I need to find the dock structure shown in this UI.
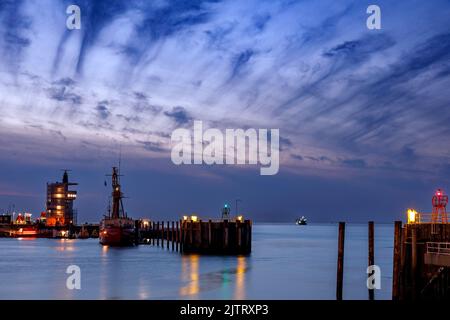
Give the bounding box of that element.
[181,219,252,255]
[392,189,450,300]
[138,218,252,255]
[393,222,450,300]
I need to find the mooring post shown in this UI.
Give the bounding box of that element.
[161,222,165,248]
[189,221,193,247]
[208,220,212,246]
[368,221,375,300]
[151,222,154,246]
[156,222,160,246]
[176,221,179,252]
[172,221,175,251]
[199,220,203,249]
[392,221,402,300]
[237,220,242,250]
[411,224,417,300]
[247,220,252,253]
[166,221,170,250]
[336,222,346,300]
[180,219,184,253]
[400,226,407,299]
[224,220,229,250]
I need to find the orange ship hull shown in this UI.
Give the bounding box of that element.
[99,224,135,246]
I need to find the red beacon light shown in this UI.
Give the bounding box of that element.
[432,189,448,223]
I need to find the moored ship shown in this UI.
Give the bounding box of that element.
[99,167,136,246]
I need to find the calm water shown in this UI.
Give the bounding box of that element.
[0,223,394,300]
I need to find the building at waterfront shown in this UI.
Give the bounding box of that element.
[46,171,77,227]
[0,215,11,225]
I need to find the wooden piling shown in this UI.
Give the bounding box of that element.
[150,221,155,244]
[180,220,183,253]
[248,220,252,253]
[161,222,164,248]
[176,221,179,252]
[166,221,170,250]
[392,221,402,300]
[189,221,193,246]
[411,224,417,300]
[199,220,203,248]
[156,222,160,246]
[237,220,242,249]
[224,220,229,249]
[208,220,212,246]
[336,222,346,301]
[151,222,154,246]
[399,226,407,299]
[368,221,375,300]
[172,221,175,251]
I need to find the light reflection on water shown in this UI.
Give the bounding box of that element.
[180,254,200,297]
[235,256,246,300]
[0,224,394,299]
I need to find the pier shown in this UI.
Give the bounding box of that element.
[392,222,450,300]
[333,190,450,300]
[137,217,252,255]
[392,189,450,300]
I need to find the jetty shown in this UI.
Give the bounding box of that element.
[391,189,449,299]
[335,189,450,300]
[137,216,252,255]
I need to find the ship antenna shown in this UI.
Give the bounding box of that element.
[118,145,122,176]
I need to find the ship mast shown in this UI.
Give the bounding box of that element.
[111,167,126,219]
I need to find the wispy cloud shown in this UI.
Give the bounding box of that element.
[0,0,449,182]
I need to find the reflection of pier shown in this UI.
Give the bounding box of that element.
[180,255,200,297]
[179,254,248,299]
[234,256,247,300]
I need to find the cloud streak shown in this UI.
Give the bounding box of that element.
[0,0,449,182]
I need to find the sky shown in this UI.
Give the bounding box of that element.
[0,0,449,223]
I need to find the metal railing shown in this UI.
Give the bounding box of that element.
[427,242,450,256]
[409,213,449,224]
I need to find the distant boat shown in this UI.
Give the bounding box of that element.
[296,216,307,225]
[99,167,135,246]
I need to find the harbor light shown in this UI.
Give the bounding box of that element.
[407,209,418,224]
[237,215,244,222]
[191,215,198,222]
[183,216,188,221]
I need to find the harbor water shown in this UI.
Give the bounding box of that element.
[0,223,394,300]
